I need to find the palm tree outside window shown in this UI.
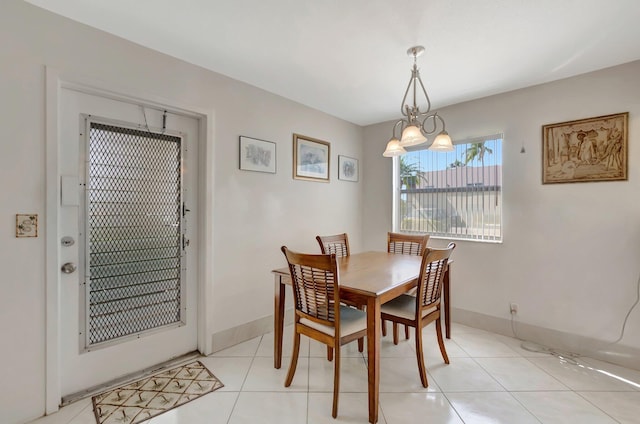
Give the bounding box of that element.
[395,135,503,242]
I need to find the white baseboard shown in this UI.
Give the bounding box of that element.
[452,307,640,371]
[211,309,294,353]
[210,307,640,371]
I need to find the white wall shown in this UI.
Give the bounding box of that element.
[0,1,363,423]
[364,60,640,367]
[4,1,640,422]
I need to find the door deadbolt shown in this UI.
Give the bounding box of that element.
[61,236,75,246]
[61,262,77,274]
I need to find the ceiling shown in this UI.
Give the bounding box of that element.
[24,0,640,126]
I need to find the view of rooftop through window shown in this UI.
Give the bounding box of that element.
[396,135,503,242]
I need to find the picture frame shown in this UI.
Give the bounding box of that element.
[239,136,276,174]
[542,112,628,184]
[338,155,359,182]
[293,133,330,182]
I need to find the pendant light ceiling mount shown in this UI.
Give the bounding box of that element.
[383,46,454,157]
[407,45,425,59]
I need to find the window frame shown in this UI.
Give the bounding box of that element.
[392,134,503,243]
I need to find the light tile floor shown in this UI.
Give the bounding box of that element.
[30,324,640,424]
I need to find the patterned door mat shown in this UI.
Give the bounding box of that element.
[92,360,223,424]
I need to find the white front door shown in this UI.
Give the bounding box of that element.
[59,87,199,399]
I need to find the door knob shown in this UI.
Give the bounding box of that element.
[61,262,77,274]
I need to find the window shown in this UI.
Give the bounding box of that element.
[394,134,503,242]
[83,119,185,347]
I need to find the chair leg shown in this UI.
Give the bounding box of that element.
[327,346,334,362]
[332,345,340,418]
[285,331,301,387]
[405,324,410,340]
[356,306,365,352]
[414,324,429,388]
[436,317,450,364]
[382,319,387,336]
[392,322,399,345]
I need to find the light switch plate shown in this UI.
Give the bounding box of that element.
[16,214,38,237]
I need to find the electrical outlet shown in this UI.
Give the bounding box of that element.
[509,303,518,314]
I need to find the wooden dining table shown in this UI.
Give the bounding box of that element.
[272,251,452,424]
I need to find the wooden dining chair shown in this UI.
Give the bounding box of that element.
[281,246,367,418]
[316,233,364,353]
[384,232,430,340]
[316,233,350,257]
[380,242,455,388]
[387,232,430,256]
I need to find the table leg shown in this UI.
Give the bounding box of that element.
[444,264,451,339]
[274,276,285,369]
[366,297,381,423]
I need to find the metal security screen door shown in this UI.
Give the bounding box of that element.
[59,88,198,400]
[83,119,186,348]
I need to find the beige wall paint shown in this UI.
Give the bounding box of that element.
[0,2,363,423]
[4,1,640,422]
[363,60,640,366]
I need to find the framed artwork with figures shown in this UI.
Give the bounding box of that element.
[542,113,628,184]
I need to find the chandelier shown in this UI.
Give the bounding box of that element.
[383,46,454,157]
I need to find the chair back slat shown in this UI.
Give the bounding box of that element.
[316,233,350,257]
[282,247,340,326]
[387,232,429,256]
[293,265,335,322]
[417,243,455,308]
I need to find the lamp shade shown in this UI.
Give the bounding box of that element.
[400,125,427,147]
[382,138,407,157]
[429,131,454,151]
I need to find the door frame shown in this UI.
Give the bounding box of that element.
[45,67,215,414]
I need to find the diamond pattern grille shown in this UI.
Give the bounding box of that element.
[87,123,183,345]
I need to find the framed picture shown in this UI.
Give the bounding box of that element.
[239,136,276,174]
[338,155,359,182]
[542,112,628,184]
[293,133,330,182]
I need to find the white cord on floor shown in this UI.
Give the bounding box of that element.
[510,270,640,361]
[511,313,581,362]
[609,270,640,345]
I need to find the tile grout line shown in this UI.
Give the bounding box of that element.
[224,335,263,424]
[520,354,574,390]
[66,400,94,424]
[442,335,546,423]
[505,391,545,424]
[42,325,639,424]
[465,336,623,423]
[440,391,470,424]
[573,391,625,423]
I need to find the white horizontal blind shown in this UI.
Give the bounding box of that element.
[84,121,184,346]
[396,134,503,242]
